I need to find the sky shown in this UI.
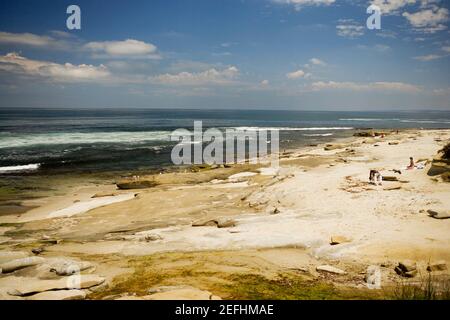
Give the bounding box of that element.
[0,0,449,110]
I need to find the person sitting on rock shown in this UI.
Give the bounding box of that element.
[407,157,415,170]
[369,170,382,185]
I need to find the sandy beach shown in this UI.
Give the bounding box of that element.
[1,129,449,300]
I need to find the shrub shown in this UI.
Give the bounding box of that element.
[440,142,450,159]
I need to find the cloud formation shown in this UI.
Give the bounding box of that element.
[84,39,160,59]
[0,31,70,50]
[150,66,240,86]
[336,20,364,38]
[414,54,443,61]
[403,7,449,33]
[274,0,335,10]
[286,69,310,79]
[309,58,326,66]
[371,0,416,14]
[0,52,112,83]
[310,81,421,93]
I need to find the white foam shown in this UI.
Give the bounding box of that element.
[303,133,334,137]
[340,118,450,124]
[229,127,354,131]
[0,131,172,149]
[400,119,450,124]
[0,163,40,173]
[339,118,396,121]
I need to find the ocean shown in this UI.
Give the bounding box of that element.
[1,108,450,176]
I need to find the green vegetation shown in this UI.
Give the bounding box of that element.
[88,252,381,300]
[440,142,450,160]
[390,274,450,300]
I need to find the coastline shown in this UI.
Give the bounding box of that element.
[0,128,449,300]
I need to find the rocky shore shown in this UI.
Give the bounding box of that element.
[0,129,449,300]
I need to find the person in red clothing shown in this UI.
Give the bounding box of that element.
[407,157,415,170]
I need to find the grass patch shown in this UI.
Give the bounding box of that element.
[389,274,450,300]
[88,252,382,300]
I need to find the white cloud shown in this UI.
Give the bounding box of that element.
[442,46,450,52]
[376,30,398,39]
[336,20,364,38]
[310,81,421,93]
[274,0,335,10]
[0,31,70,49]
[414,54,443,61]
[403,7,449,33]
[309,58,326,66]
[150,66,240,86]
[220,42,237,48]
[286,69,311,79]
[0,52,112,83]
[371,0,416,14]
[358,44,391,52]
[168,60,216,73]
[261,79,270,86]
[84,39,160,59]
[433,87,450,95]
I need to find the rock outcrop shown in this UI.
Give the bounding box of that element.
[192,218,237,228]
[0,257,46,273]
[395,261,417,278]
[116,179,158,190]
[316,265,346,275]
[427,209,450,219]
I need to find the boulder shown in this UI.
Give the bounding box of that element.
[353,132,372,137]
[324,144,344,151]
[0,257,45,273]
[144,234,163,242]
[427,157,450,176]
[31,248,44,255]
[427,209,450,219]
[7,275,105,296]
[192,218,236,228]
[395,261,417,277]
[257,167,280,176]
[92,192,118,198]
[316,265,346,275]
[365,266,381,287]
[216,218,236,228]
[442,172,450,182]
[395,267,417,278]
[427,261,447,272]
[27,289,86,300]
[0,251,30,264]
[116,180,158,190]
[48,258,94,276]
[330,235,351,245]
[192,219,218,227]
[382,176,399,182]
[398,260,416,272]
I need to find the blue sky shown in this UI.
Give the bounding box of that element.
[0,0,449,110]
